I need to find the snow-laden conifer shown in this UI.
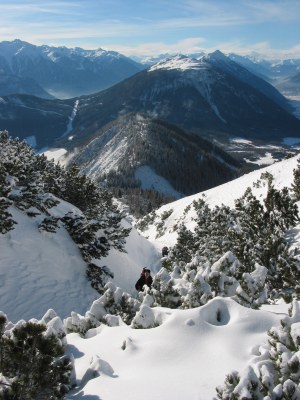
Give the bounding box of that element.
[0,131,131,294]
[0,313,72,399]
[216,300,300,399]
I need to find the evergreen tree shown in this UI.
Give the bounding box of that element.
[234,264,268,309]
[0,321,72,399]
[181,274,212,309]
[38,216,60,233]
[150,268,182,308]
[194,204,234,264]
[62,212,110,261]
[216,301,300,399]
[170,224,195,263]
[86,263,114,294]
[264,185,299,233]
[0,131,131,294]
[292,157,300,200]
[0,163,16,234]
[229,187,266,272]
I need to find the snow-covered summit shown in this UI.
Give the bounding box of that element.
[148,54,205,72]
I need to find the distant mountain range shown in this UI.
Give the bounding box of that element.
[63,52,300,148]
[0,39,144,99]
[228,53,300,97]
[1,42,300,215]
[1,51,300,151]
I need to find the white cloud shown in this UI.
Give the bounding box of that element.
[105,38,300,60]
[245,0,300,22]
[183,0,300,24]
[210,40,300,59]
[0,1,81,15]
[109,37,207,57]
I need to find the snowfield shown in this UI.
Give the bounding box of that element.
[65,298,287,400]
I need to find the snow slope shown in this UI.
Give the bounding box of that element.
[65,298,289,400]
[141,154,300,248]
[0,201,159,323]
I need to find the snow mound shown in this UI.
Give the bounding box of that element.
[66,297,285,400]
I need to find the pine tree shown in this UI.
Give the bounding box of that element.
[0,321,72,399]
[216,301,300,399]
[264,185,299,233]
[292,157,300,200]
[234,264,268,309]
[86,263,114,294]
[150,268,182,308]
[0,163,16,234]
[230,187,265,271]
[62,212,109,262]
[170,224,195,263]
[38,216,60,233]
[181,274,212,309]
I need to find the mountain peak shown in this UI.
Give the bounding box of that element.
[205,50,229,62]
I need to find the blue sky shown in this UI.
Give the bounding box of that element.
[0,0,300,59]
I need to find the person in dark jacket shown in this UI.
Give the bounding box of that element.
[162,246,169,257]
[135,268,153,291]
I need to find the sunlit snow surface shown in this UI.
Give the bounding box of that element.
[142,154,300,247]
[65,298,289,400]
[43,148,67,163]
[135,165,182,198]
[149,55,202,71]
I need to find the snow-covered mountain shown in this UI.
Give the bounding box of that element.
[135,50,300,99]
[64,53,300,149]
[1,51,299,152]
[66,113,239,201]
[0,39,144,98]
[1,134,300,399]
[203,50,291,112]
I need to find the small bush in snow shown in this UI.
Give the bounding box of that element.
[216,300,300,400]
[0,313,72,399]
[64,283,141,334]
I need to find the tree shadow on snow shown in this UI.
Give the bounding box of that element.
[66,344,85,359]
[67,393,102,400]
